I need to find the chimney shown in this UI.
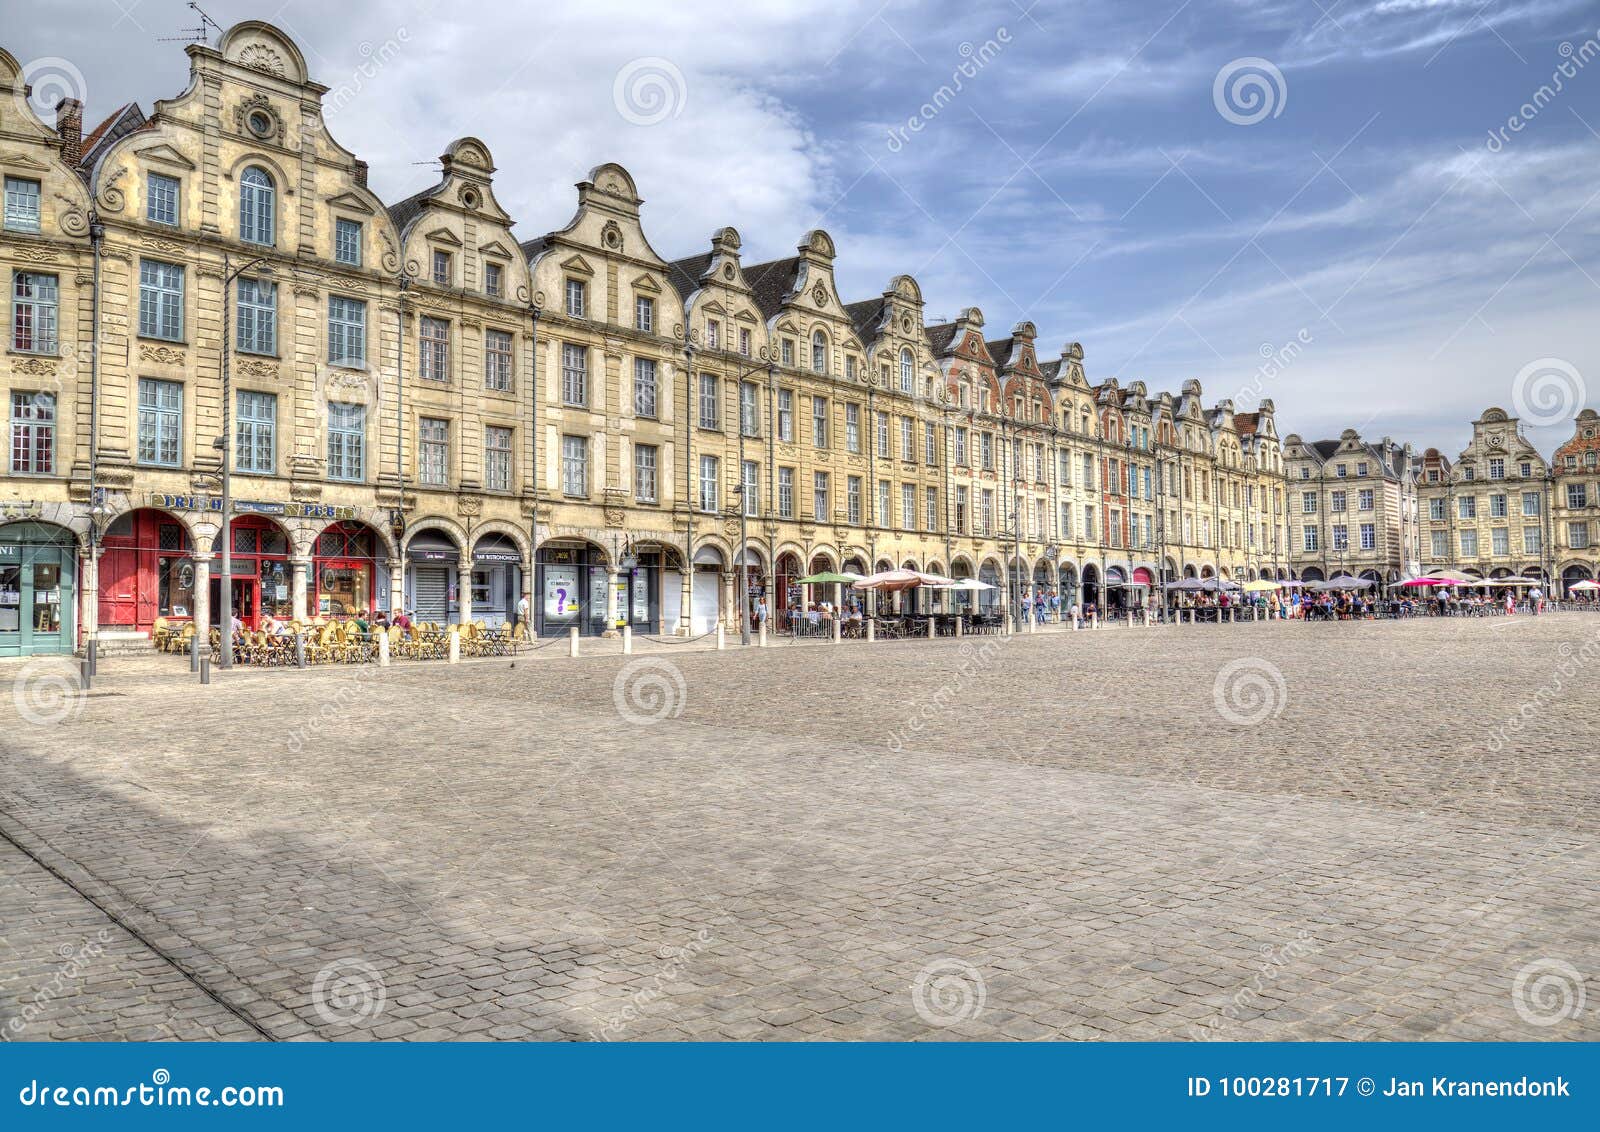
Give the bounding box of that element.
[354,159,369,188]
[56,97,83,168]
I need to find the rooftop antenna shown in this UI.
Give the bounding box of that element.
[159,2,222,46]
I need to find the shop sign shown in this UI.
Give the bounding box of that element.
[235,500,287,515]
[409,549,454,562]
[543,564,580,616]
[474,551,521,563]
[284,502,358,521]
[149,493,222,512]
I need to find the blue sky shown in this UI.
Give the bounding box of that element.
[14,0,1600,452]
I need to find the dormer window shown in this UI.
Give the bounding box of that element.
[565,278,585,318]
[239,166,275,246]
[485,262,503,298]
[3,177,41,232]
[781,338,794,367]
[738,327,751,356]
[334,217,362,266]
[811,329,827,374]
[432,250,451,286]
[899,348,913,392]
[706,319,720,349]
[635,295,654,333]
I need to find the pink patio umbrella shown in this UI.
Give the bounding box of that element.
[851,567,956,593]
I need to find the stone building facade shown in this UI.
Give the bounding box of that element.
[1551,409,1600,592]
[4,19,1590,657]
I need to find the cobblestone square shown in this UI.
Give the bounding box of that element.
[2,614,1596,1042]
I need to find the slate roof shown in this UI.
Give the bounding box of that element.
[386,185,440,238]
[517,235,551,261]
[665,252,713,301]
[741,257,801,319]
[985,337,1013,369]
[842,297,884,341]
[80,102,146,172]
[924,322,959,356]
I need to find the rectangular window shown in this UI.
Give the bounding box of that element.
[1459,529,1477,557]
[147,173,180,226]
[485,329,514,392]
[11,271,58,353]
[1358,488,1374,510]
[980,432,994,470]
[876,411,889,457]
[777,389,793,441]
[484,262,503,298]
[954,426,968,466]
[635,444,658,503]
[1302,491,1317,514]
[635,295,654,332]
[705,319,720,350]
[698,373,719,429]
[419,417,449,485]
[1522,491,1541,516]
[900,417,914,461]
[139,259,184,341]
[1459,496,1476,519]
[812,396,828,448]
[1082,452,1094,488]
[327,402,365,481]
[1524,526,1542,555]
[634,358,657,418]
[1431,530,1448,558]
[741,381,759,437]
[845,403,861,453]
[1429,497,1446,521]
[698,455,720,512]
[1488,457,1505,480]
[1330,490,1346,513]
[741,460,759,517]
[778,466,794,518]
[485,426,512,492]
[235,390,275,475]
[419,317,450,382]
[1489,493,1507,518]
[875,479,889,526]
[813,471,829,521]
[925,422,937,465]
[1568,483,1589,509]
[9,391,54,474]
[1302,525,1318,552]
[1360,523,1376,551]
[847,477,863,526]
[565,278,586,318]
[235,277,276,355]
[562,344,589,406]
[1569,522,1589,550]
[136,378,182,467]
[562,434,589,496]
[1491,527,1509,556]
[327,296,366,366]
[4,177,41,231]
[980,490,994,536]
[955,485,968,533]
[902,483,916,528]
[334,217,362,266]
[432,250,451,286]
[739,327,751,357]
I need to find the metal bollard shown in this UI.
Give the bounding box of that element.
[569,626,579,658]
[622,625,633,655]
[190,631,200,672]
[199,656,211,685]
[716,624,726,651]
[295,632,307,669]
[866,618,875,643]
[87,639,98,677]
[79,658,92,691]
[377,631,390,667]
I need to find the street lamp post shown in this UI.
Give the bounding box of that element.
[729,357,776,646]
[216,252,273,669]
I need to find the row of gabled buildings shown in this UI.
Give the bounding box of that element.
[0,21,1594,656]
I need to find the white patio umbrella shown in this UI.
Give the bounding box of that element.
[932,578,995,591]
[850,568,955,592]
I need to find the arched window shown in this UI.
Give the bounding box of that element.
[899,348,913,392]
[240,166,275,246]
[811,329,827,374]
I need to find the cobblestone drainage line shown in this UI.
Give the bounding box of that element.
[0,811,277,1042]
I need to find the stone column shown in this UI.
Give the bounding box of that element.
[722,569,736,630]
[192,553,213,634]
[289,554,310,622]
[680,568,693,636]
[81,546,100,643]
[390,560,406,616]
[604,566,621,638]
[457,554,475,625]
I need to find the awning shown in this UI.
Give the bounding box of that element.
[1132,567,1154,586]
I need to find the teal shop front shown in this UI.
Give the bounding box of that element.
[0,522,77,657]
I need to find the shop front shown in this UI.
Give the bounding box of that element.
[470,533,523,628]
[316,521,383,619]
[0,522,77,657]
[213,514,293,628]
[406,529,461,624]
[536,541,610,637]
[98,508,193,631]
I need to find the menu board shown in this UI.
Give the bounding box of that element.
[543,565,579,617]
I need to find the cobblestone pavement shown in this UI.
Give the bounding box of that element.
[1,613,1596,1041]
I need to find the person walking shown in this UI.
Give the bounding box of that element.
[515,592,531,640]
